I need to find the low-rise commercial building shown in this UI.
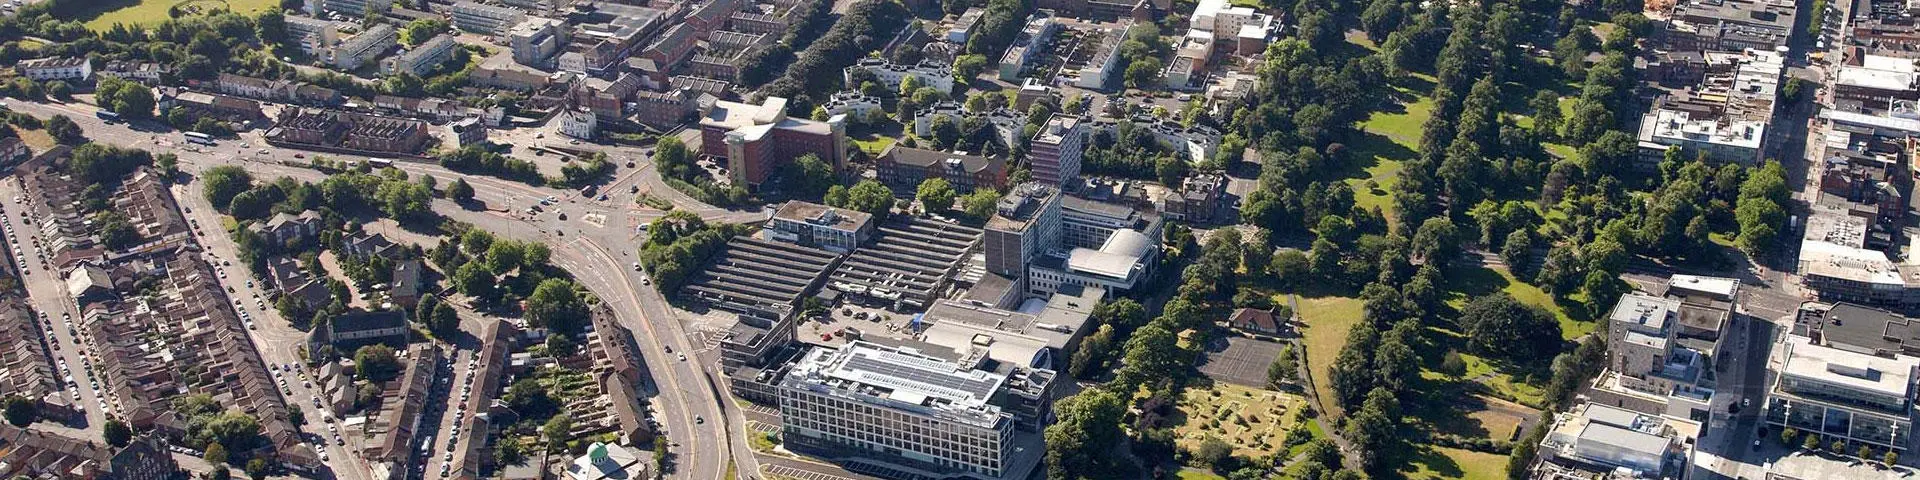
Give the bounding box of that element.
[1539,403,1697,478]
[1767,303,1920,452]
[766,201,874,254]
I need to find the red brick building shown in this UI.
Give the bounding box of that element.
[698,97,846,190]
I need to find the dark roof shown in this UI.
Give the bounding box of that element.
[881,145,1003,175]
[331,310,407,334]
[1817,302,1920,355]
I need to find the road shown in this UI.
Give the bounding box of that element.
[0,179,114,436]
[9,99,769,480]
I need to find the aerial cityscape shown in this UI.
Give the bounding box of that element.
[0,0,1896,478]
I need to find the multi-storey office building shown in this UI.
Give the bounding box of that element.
[778,342,1027,478]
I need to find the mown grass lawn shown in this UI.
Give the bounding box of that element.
[79,0,280,31]
[1404,446,1510,480]
[1286,294,1365,416]
[852,135,896,157]
[1359,89,1435,148]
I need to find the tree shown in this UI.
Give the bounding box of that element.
[1193,436,1234,469]
[543,414,573,449]
[203,166,254,212]
[1440,350,1468,378]
[1044,389,1127,480]
[1125,57,1163,89]
[105,419,133,447]
[953,54,990,80]
[204,442,229,465]
[1155,155,1189,187]
[245,458,269,480]
[1411,218,1460,267]
[446,178,475,202]
[961,189,1000,219]
[526,279,588,333]
[1803,432,1822,451]
[1780,427,1800,446]
[1268,344,1299,386]
[1116,322,1185,388]
[46,115,82,145]
[829,180,895,219]
[95,212,139,250]
[431,303,460,336]
[354,345,401,382]
[1345,387,1402,473]
[208,465,232,480]
[916,178,957,212]
[1458,293,1563,364]
[401,18,448,46]
[1885,451,1899,467]
[2,396,35,427]
[776,154,837,199]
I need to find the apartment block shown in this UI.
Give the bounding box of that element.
[284,16,342,56]
[381,33,458,76]
[330,23,397,71]
[846,58,958,94]
[306,0,392,17]
[997,12,1059,81]
[1027,114,1085,187]
[983,182,1062,279]
[450,0,526,35]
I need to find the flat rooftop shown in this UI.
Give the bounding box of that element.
[773,201,873,233]
[1609,293,1680,331]
[785,341,1009,427]
[1780,335,1918,400]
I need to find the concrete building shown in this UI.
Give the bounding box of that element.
[983,182,1062,280]
[827,216,984,310]
[306,0,392,17]
[997,12,1059,81]
[1027,227,1156,297]
[698,97,848,190]
[949,8,985,43]
[1027,115,1085,187]
[1076,23,1126,90]
[331,23,397,71]
[1767,303,1920,452]
[1539,403,1696,478]
[381,33,458,76]
[875,145,1007,194]
[822,91,885,118]
[1188,0,1275,55]
[778,341,1043,480]
[766,201,875,254]
[16,57,90,82]
[450,1,526,35]
[284,16,342,56]
[510,17,567,67]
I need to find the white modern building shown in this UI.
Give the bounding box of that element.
[17,57,90,82]
[822,91,884,118]
[381,34,458,76]
[450,1,527,36]
[846,58,958,94]
[1076,23,1126,90]
[778,342,1036,479]
[1540,403,1695,478]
